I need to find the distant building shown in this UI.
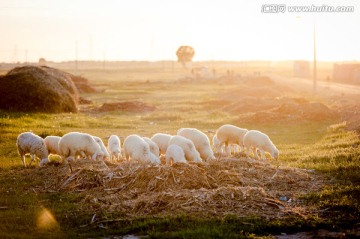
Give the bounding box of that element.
[333,64,360,84]
[38,58,46,66]
[293,61,310,78]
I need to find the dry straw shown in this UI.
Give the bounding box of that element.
[34,157,325,219]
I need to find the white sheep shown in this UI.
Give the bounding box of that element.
[142,137,160,157]
[177,128,215,161]
[150,133,172,155]
[16,132,49,167]
[107,135,121,161]
[215,124,248,156]
[123,134,161,164]
[58,132,104,162]
[166,144,187,165]
[93,136,110,160]
[213,134,239,155]
[168,135,202,162]
[212,134,221,153]
[243,130,279,160]
[44,136,61,156]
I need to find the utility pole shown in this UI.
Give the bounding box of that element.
[313,21,317,95]
[75,40,78,71]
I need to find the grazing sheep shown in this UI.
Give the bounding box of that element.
[216,124,248,156]
[212,134,221,153]
[166,144,187,165]
[107,135,121,161]
[177,128,215,161]
[168,135,202,162]
[243,130,279,160]
[142,137,160,157]
[58,132,104,162]
[123,134,161,164]
[93,136,110,160]
[44,136,62,156]
[16,132,49,167]
[150,133,172,155]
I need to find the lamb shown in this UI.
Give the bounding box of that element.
[93,136,110,160]
[177,128,215,161]
[168,135,202,162]
[215,124,248,156]
[16,132,49,167]
[212,134,221,153]
[150,133,172,156]
[58,132,104,162]
[142,137,160,157]
[123,134,161,164]
[44,136,61,156]
[166,144,187,165]
[243,130,279,160]
[107,135,121,161]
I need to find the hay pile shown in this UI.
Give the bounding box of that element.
[34,157,324,219]
[0,66,78,113]
[98,101,157,113]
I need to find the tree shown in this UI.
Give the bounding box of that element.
[176,46,195,67]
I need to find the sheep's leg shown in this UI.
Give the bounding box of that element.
[29,154,35,166]
[254,148,261,160]
[261,150,266,160]
[21,155,26,167]
[245,147,250,158]
[225,142,231,156]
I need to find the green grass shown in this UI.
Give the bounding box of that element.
[0,70,359,238]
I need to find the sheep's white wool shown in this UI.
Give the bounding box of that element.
[166,144,187,165]
[243,130,279,160]
[44,136,61,156]
[151,133,172,156]
[177,128,215,161]
[93,136,110,159]
[58,132,104,162]
[215,124,248,156]
[108,135,121,161]
[168,135,202,162]
[16,132,49,167]
[142,137,160,157]
[123,134,161,164]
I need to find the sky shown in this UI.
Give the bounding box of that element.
[0,0,359,62]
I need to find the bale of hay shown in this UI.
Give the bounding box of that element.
[0,66,79,113]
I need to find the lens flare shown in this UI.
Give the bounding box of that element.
[36,208,59,230]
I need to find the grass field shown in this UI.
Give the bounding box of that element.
[0,64,359,238]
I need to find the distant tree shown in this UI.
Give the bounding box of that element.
[176,46,195,67]
[38,58,46,66]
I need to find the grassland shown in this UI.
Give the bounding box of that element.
[0,64,359,238]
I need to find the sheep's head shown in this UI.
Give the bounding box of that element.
[148,153,161,164]
[271,148,280,159]
[39,158,49,167]
[92,150,104,161]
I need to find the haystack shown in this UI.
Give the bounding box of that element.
[0,66,79,113]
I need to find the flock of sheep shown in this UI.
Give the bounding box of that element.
[16,124,279,170]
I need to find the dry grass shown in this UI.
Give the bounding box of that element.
[32,156,325,220]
